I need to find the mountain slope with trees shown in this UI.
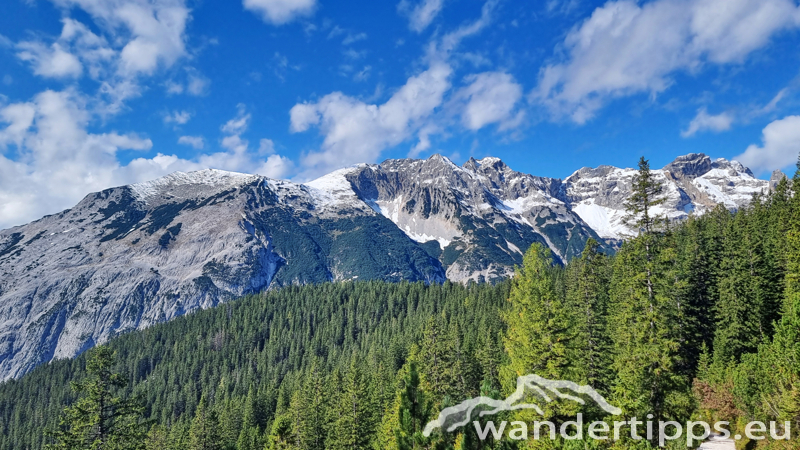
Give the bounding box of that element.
[0,157,797,449]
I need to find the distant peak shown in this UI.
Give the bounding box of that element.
[427,153,455,165]
[129,168,260,201]
[663,153,712,178]
[462,156,506,171]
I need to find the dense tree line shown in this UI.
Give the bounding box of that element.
[0,157,798,449]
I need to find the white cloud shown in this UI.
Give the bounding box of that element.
[187,72,210,96]
[221,104,251,135]
[428,0,497,60]
[290,63,452,179]
[11,1,193,117]
[257,138,275,155]
[342,32,367,45]
[681,107,733,137]
[289,0,502,178]
[57,0,190,77]
[536,0,800,123]
[0,89,154,228]
[164,110,192,125]
[735,116,800,174]
[178,135,204,149]
[455,72,523,131]
[16,41,83,78]
[0,93,293,229]
[243,0,316,25]
[398,0,445,33]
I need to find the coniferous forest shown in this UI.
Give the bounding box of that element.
[0,158,798,449]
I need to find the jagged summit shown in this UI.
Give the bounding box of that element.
[663,153,714,178]
[0,152,772,380]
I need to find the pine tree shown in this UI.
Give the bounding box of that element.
[189,395,222,450]
[623,156,667,235]
[394,360,432,450]
[46,346,147,450]
[609,158,692,431]
[501,243,579,419]
[565,238,611,392]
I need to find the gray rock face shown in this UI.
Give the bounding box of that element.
[0,153,769,380]
[564,153,769,239]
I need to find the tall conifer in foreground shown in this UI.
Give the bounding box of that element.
[566,238,611,392]
[609,157,692,431]
[46,346,147,450]
[502,243,579,419]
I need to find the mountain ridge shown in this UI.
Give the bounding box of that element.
[0,153,771,380]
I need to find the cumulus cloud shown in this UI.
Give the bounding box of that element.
[455,72,524,131]
[428,0,497,60]
[12,1,194,115]
[214,105,294,178]
[16,41,83,78]
[243,0,316,25]
[55,0,190,77]
[0,89,154,228]
[399,0,446,33]
[178,135,204,149]
[681,108,733,137]
[536,0,800,123]
[735,116,800,174]
[0,93,293,229]
[164,110,192,125]
[289,0,503,178]
[290,63,452,179]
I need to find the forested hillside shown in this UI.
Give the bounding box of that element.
[0,158,798,449]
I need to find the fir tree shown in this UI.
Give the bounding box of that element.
[501,243,579,419]
[394,360,432,450]
[189,395,222,450]
[46,346,147,450]
[565,238,611,392]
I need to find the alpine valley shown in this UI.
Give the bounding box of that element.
[0,152,774,380]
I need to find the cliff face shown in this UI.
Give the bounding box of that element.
[0,153,770,380]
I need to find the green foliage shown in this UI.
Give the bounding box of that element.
[46,346,148,450]
[4,155,800,449]
[501,243,580,419]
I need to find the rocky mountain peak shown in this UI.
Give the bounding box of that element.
[770,169,788,189]
[129,169,260,203]
[663,153,713,178]
[0,152,773,380]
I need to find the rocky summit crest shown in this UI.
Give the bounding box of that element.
[0,153,770,380]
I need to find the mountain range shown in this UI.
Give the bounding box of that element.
[0,152,774,380]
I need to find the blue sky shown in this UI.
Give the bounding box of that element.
[1,0,800,228]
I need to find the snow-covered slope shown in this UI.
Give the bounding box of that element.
[565,154,770,239]
[0,153,771,380]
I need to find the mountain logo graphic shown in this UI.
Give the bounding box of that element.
[422,374,622,437]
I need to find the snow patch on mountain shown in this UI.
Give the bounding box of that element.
[130,169,259,202]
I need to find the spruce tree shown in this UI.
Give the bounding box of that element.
[46,346,147,450]
[189,395,222,450]
[565,238,611,392]
[501,243,579,419]
[394,361,432,450]
[623,156,667,235]
[328,357,375,450]
[609,157,692,432]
